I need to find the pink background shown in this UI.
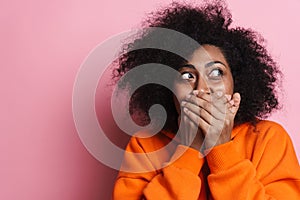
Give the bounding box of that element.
[1,0,299,199]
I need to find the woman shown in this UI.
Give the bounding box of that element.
[112,1,300,199]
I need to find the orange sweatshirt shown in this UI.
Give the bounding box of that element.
[112,120,300,199]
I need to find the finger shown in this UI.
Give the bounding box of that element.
[185,93,227,119]
[192,90,212,103]
[182,100,223,122]
[183,105,227,142]
[210,92,229,114]
[225,94,232,102]
[185,94,213,115]
[182,107,210,131]
[229,93,241,114]
[191,91,230,114]
[194,90,229,105]
[233,93,241,106]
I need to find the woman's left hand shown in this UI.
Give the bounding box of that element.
[181,90,241,150]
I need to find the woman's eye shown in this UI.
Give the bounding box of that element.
[181,72,195,81]
[208,68,223,78]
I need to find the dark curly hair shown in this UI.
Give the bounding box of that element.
[114,1,281,132]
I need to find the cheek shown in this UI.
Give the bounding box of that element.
[207,76,234,95]
[225,75,234,94]
[207,81,227,94]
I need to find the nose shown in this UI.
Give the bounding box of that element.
[196,75,211,94]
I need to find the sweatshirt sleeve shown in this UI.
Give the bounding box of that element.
[112,136,205,200]
[205,123,300,200]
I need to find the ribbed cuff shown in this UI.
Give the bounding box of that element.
[167,145,205,175]
[205,141,243,173]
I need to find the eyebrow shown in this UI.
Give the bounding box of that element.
[205,61,227,68]
[180,61,227,69]
[180,64,196,69]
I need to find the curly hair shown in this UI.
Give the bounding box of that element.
[114,1,281,131]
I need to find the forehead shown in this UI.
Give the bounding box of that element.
[188,45,229,68]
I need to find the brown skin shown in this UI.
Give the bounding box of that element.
[173,45,241,151]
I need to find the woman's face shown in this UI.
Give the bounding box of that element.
[173,45,234,114]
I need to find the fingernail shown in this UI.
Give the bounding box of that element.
[181,101,187,106]
[186,94,191,99]
[229,100,234,106]
[193,90,199,95]
[183,107,188,113]
[225,94,231,101]
[216,91,223,97]
[199,89,205,93]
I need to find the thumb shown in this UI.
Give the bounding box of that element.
[229,92,241,115]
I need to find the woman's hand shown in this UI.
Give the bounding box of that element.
[178,112,204,151]
[181,90,241,150]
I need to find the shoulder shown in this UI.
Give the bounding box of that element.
[245,120,294,152]
[254,120,289,140]
[234,120,292,150]
[234,120,298,170]
[236,120,288,138]
[255,120,286,131]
